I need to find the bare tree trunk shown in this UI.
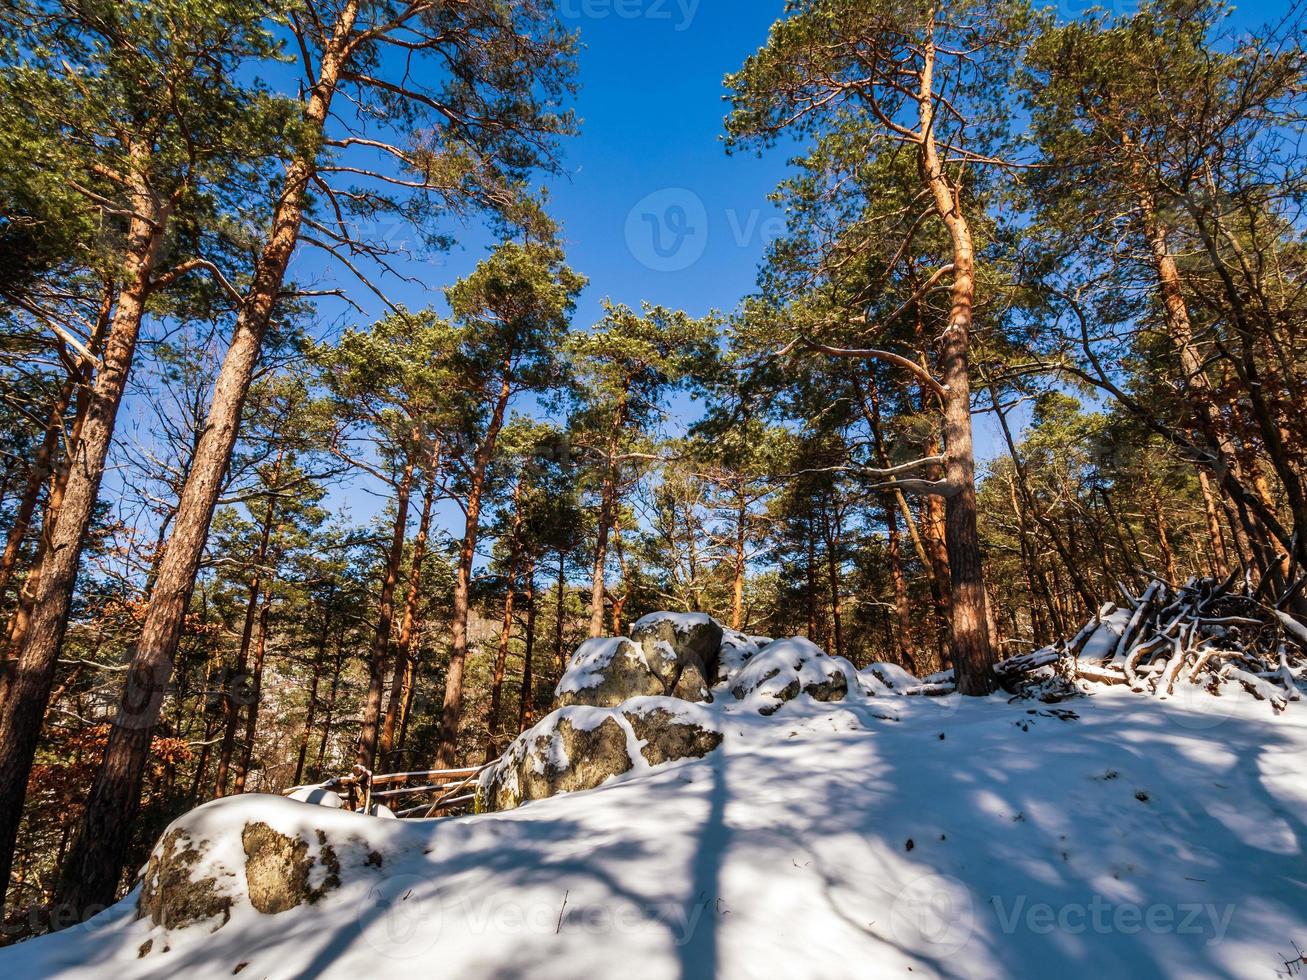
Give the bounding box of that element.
[233,593,272,794]
[485,481,524,761]
[806,515,819,643]
[918,30,995,694]
[379,464,436,766]
[554,547,567,683]
[55,4,363,918]
[0,383,74,607]
[0,190,166,914]
[589,391,629,637]
[589,465,617,638]
[434,371,513,769]
[731,487,747,630]
[885,496,917,669]
[0,283,112,615]
[821,503,845,660]
[1198,471,1231,578]
[518,563,537,731]
[214,460,281,796]
[1141,194,1288,581]
[315,630,346,777]
[357,454,414,773]
[213,580,263,797]
[293,607,331,787]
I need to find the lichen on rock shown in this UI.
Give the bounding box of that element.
[478,697,723,813]
[240,822,340,915]
[137,829,234,932]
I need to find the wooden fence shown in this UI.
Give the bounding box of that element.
[284,760,497,819]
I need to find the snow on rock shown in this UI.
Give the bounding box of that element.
[861,662,922,693]
[285,786,344,808]
[478,697,723,812]
[555,614,727,708]
[716,629,763,684]
[133,794,392,951]
[629,612,724,702]
[555,637,663,708]
[730,636,849,714]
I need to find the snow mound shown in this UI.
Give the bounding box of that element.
[730,636,851,714]
[716,628,763,684]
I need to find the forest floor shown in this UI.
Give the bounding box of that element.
[6,679,1307,979]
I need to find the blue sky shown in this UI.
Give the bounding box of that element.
[341,0,791,331]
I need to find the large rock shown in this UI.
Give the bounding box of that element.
[731,637,849,715]
[478,697,723,812]
[137,829,235,932]
[555,637,664,708]
[135,795,380,944]
[717,628,770,685]
[629,612,724,702]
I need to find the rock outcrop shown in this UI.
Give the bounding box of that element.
[477,697,723,812]
[629,612,724,702]
[731,637,850,715]
[555,637,665,708]
[135,796,380,944]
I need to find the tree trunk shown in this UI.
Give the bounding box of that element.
[1198,471,1231,578]
[293,607,330,787]
[233,593,272,794]
[0,282,112,620]
[379,464,436,766]
[731,487,747,631]
[214,462,281,797]
[55,3,362,919]
[434,371,513,769]
[0,191,166,915]
[1141,193,1290,582]
[485,481,524,762]
[554,547,567,683]
[918,31,995,694]
[518,563,537,731]
[588,465,617,638]
[357,453,414,773]
[213,579,263,797]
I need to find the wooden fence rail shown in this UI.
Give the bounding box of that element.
[284,761,498,818]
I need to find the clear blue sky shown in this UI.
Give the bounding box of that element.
[361,0,792,332]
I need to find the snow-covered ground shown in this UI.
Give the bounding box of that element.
[7,682,1307,979]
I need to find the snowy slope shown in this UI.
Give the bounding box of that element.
[6,684,1307,979]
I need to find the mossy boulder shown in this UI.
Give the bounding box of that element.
[629,613,724,702]
[478,697,723,813]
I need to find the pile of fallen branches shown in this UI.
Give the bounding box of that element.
[997,574,1307,711]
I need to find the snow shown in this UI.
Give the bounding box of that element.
[8,665,1307,978]
[631,611,718,634]
[555,637,648,695]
